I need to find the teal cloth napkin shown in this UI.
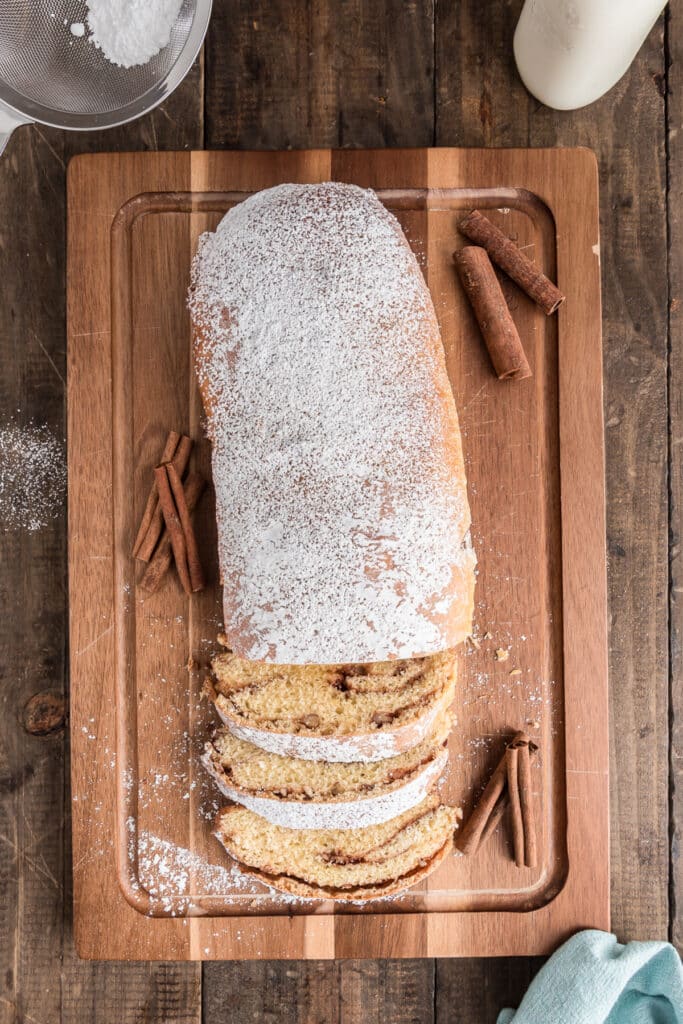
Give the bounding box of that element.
[498,930,683,1023]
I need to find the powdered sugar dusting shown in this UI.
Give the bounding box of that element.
[190,182,475,663]
[135,830,308,914]
[0,423,66,531]
[215,680,453,762]
[201,744,448,830]
[134,830,420,911]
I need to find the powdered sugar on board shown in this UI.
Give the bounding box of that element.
[134,829,300,914]
[190,182,476,663]
[0,423,66,531]
[133,829,415,913]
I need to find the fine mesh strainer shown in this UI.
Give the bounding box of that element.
[0,0,212,151]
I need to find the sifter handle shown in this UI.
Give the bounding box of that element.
[0,102,31,156]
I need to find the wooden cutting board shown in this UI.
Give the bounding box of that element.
[67,148,608,960]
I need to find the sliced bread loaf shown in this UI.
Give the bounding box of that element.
[214,795,456,900]
[205,645,457,763]
[201,717,450,830]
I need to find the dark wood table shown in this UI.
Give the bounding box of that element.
[1,1,678,1020]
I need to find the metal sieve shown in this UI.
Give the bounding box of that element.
[0,0,212,151]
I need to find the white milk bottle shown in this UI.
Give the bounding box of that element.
[513,0,667,110]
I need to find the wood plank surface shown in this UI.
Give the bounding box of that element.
[435,957,543,1024]
[668,0,683,953]
[0,121,68,1024]
[203,960,435,1024]
[0,0,677,1021]
[205,0,435,150]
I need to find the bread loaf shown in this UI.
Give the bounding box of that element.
[214,795,457,899]
[189,181,476,664]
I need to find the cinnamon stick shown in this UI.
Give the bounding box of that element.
[132,430,180,557]
[139,473,206,593]
[459,209,565,315]
[454,246,532,381]
[506,744,525,868]
[477,791,509,848]
[153,464,192,595]
[167,462,205,592]
[518,737,538,868]
[170,435,193,477]
[455,748,508,855]
[136,434,193,562]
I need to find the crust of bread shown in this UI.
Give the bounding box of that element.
[214,831,454,901]
[201,741,448,830]
[205,675,456,763]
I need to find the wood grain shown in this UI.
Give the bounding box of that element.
[112,169,569,922]
[340,961,435,1024]
[62,961,201,1024]
[0,122,67,1024]
[204,959,436,1024]
[205,0,435,149]
[435,958,544,1023]
[667,0,683,953]
[436,0,670,948]
[204,962,342,1023]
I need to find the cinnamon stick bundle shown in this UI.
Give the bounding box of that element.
[140,472,206,593]
[459,209,565,316]
[454,246,532,381]
[456,731,539,866]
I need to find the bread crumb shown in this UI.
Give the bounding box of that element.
[494,648,509,662]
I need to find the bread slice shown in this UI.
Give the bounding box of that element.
[201,716,450,830]
[205,646,457,763]
[213,795,456,900]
